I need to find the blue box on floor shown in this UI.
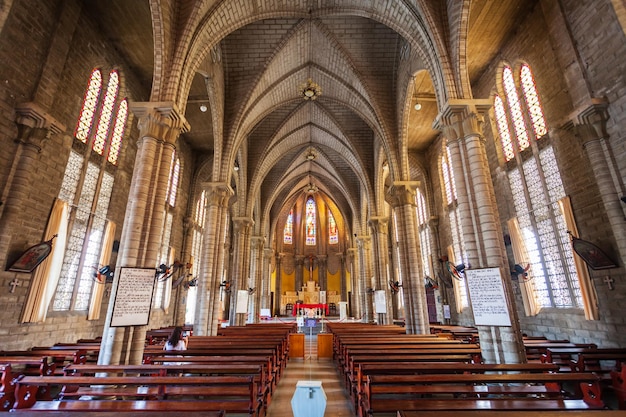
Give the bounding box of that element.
[291,380,326,417]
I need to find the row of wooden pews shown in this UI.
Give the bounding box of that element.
[1,323,296,416]
[328,323,613,417]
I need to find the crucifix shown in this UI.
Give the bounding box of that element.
[9,277,20,293]
[603,276,614,290]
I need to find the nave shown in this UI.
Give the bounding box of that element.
[265,334,354,417]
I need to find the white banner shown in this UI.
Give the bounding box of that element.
[466,268,511,326]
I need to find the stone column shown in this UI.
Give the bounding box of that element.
[387,182,429,334]
[436,100,524,363]
[274,254,283,316]
[295,255,305,293]
[0,105,64,259]
[194,183,233,335]
[261,248,273,311]
[248,236,265,323]
[368,217,393,324]
[347,247,358,316]
[100,103,188,364]
[173,216,192,326]
[229,217,254,326]
[318,255,327,291]
[355,236,373,323]
[338,252,348,302]
[572,101,626,267]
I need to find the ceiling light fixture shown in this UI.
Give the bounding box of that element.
[299,12,321,101]
[233,160,239,171]
[412,75,422,111]
[199,104,208,112]
[305,147,317,160]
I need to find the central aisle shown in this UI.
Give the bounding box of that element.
[266,335,355,417]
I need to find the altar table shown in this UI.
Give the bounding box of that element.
[292,303,329,316]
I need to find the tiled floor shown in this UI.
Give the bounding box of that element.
[265,335,355,417]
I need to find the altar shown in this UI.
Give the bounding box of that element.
[292,303,329,316]
[281,280,341,315]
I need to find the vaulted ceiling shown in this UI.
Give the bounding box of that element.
[82,0,536,239]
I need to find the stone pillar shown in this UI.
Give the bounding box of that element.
[347,247,358,316]
[173,216,192,326]
[194,183,233,335]
[229,217,254,326]
[318,255,327,291]
[295,255,305,293]
[248,236,265,323]
[0,105,64,259]
[100,103,188,364]
[356,236,373,323]
[573,101,626,267]
[274,254,283,316]
[368,217,393,324]
[436,100,524,363]
[387,182,429,334]
[261,248,273,311]
[338,252,348,302]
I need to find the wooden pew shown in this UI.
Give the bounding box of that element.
[351,362,560,408]
[63,363,271,415]
[12,374,259,416]
[361,372,604,417]
[397,411,624,417]
[523,342,597,364]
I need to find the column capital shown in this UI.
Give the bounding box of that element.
[434,99,492,142]
[15,102,65,135]
[202,182,234,207]
[566,98,610,145]
[130,101,190,144]
[232,217,254,234]
[250,236,265,250]
[386,181,420,207]
[368,216,389,234]
[355,235,372,250]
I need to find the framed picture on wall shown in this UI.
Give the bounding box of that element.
[8,238,54,273]
[571,235,617,270]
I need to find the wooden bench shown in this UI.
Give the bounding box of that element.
[351,362,560,408]
[397,411,624,417]
[63,363,271,415]
[12,374,259,416]
[361,372,605,417]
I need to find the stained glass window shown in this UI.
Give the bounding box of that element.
[520,64,547,139]
[93,70,119,155]
[328,210,338,244]
[107,98,127,165]
[74,69,102,143]
[74,68,127,164]
[498,64,581,309]
[494,95,515,161]
[305,198,316,246]
[503,66,530,152]
[284,210,293,244]
[53,68,126,312]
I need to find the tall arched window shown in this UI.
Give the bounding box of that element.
[53,68,127,311]
[441,146,468,310]
[154,155,182,309]
[284,210,293,244]
[415,189,432,278]
[305,197,316,246]
[186,189,207,324]
[328,210,338,245]
[494,63,586,312]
